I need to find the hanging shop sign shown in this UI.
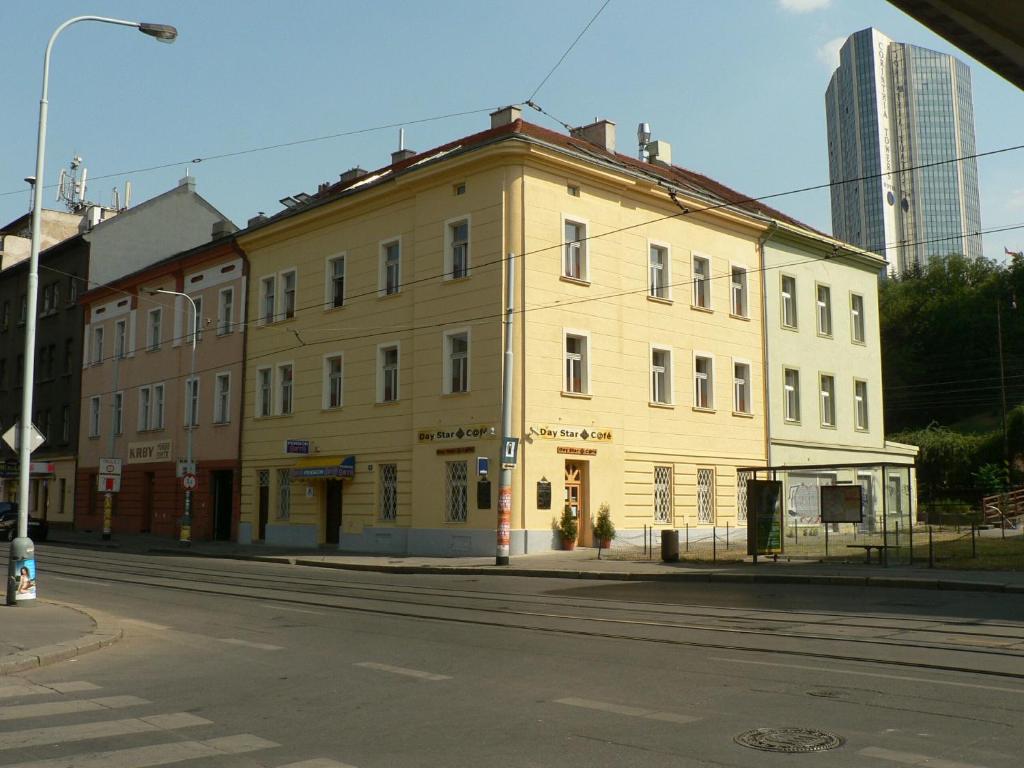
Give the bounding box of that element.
[127,439,173,464]
[289,455,356,480]
[284,439,311,455]
[417,425,494,443]
[533,425,612,442]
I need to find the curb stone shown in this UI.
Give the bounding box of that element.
[0,600,123,676]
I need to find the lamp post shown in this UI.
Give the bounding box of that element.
[6,16,177,606]
[152,290,197,544]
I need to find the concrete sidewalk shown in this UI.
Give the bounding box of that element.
[0,599,123,675]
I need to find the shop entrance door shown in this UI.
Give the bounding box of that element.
[212,470,234,541]
[257,471,269,541]
[325,482,342,545]
[564,461,590,547]
[141,472,155,533]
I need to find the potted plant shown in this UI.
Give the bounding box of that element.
[557,506,578,550]
[593,503,616,549]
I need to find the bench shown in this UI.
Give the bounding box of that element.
[846,543,896,565]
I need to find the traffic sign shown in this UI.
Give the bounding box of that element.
[501,436,519,468]
[97,474,121,493]
[2,422,45,454]
[182,472,197,491]
[477,456,489,476]
[176,460,196,478]
[100,457,122,476]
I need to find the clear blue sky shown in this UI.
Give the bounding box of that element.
[3,0,1022,262]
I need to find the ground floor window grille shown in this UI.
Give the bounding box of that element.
[277,468,291,520]
[736,470,752,522]
[653,466,672,523]
[697,468,715,524]
[380,463,398,521]
[445,461,468,522]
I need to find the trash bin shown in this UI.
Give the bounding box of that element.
[661,529,679,562]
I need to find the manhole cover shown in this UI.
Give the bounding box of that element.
[735,727,845,753]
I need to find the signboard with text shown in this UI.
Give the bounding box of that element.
[820,485,864,524]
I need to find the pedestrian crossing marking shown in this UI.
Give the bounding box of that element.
[0,682,97,701]
[0,712,210,750]
[354,662,450,681]
[4,734,278,768]
[0,696,147,721]
[277,760,359,768]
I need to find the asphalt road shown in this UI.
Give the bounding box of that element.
[2,543,1023,767]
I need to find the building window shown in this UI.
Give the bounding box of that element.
[68,276,78,304]
[188,296,203,343]
[736,470,753,522]
[380,463,398,521]
[816,284,832,336]
[92,326,104,365]
[324,354,343,409]
[277,468,291,520]
[139,386,152,431]
[694,355,713,409]
[261,276,276,323]
[820,374,836,427]
[382,240,401,295]
[730,266,748,317]
[61,405,70,443]
[379,344,399,402]
[114,319,127,359]
[564,333,589,394]
[781,275,797,328]
[692,255,711,309]
[563,220,586,280]
[851,293,865,343]
[185,377,199,427]
[651,347,672,404]
[42,286,52,314]
[217,288,234,335]
[112,393,124,436]
[696,468,715,524]
[447,219,469,279]
[281,270,296,319]
[214,373,231,424]
[733,361,751,414]
[278,364,293,415]
[257,368,272,417]
[444,330,469,394]
[153,383,165,429]
[854,379,869,430]
[784,368,800,422]
[649,244,669,299]
[328,255,346,309]
[147,309,161,351]
[445,460,468,522]
[654,465,672,523]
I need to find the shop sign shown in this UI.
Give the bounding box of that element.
[557,447,597,456]
[436,446,475,456]
[533,425,612,442]
[285,439,311,455]
[127,439,172,464]
[417,425,493,443]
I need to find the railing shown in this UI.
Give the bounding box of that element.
[982,488,1024,530]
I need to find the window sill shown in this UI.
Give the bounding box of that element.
[377,291,403,300]
[692,406,716,414]
[441,390,470,398]
[729,313,750,322]
[781,324,799,332]
[732,411,754,418]
[443,275,471,284]
[323,304,346,313]
[561,391,592,400]
[321,406,343,412]
[816,332,834,340]
[649,401,675,409]
[375,400,401,406]
[213,420,231,427]
[559,275,590,287]
[820,423,838,430]
[783,418,801,426]
[855,426,870,433]
[690,305,713,314]
[647,295,672,305]
[851,339,867,347]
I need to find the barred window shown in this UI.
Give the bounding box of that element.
[277,469,291,520]
[654,466,672,523]
[258,470,270,488]
[697,468,715,524]
[380,463,398,521]
[445,461,468,522]
[736,470,752,522]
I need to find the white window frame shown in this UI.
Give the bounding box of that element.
[820,373,836,428]
[816,283,833,337]
[325,253,346,309]
[781,274,797,328]
[693,352,714,410]
[214,371,231,424]
[561,216,589,282]
[378,342,401,403]
[89,396,101,437]
[217,287,234,335]
[257,367,273,418]
[185,376,200,427]
[323,353,344,409]
[444,216,471,280]
[648,240,671,300]
[260,275,276,324]
[187,295,203,343]
[280,269,297,320]
[562,329,590,395]
[443,328,470,394]
[147,308,162,351]
[733,359,752,414]
[153,383,165,429]
[380,237,402,296]
[92,325,104,365]
[650,344,673,405]
[691,253,711,310]
[112,391,124,435]
[783,367,801,423]
[114,319,127,359]
[277,362,294,415]
[854,379,869,431]
[850,293,866,344]
[730,264,748,317]
[138,385,152,432]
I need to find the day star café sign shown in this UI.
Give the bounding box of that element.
[533,425,612,442]
[417,425,494,443]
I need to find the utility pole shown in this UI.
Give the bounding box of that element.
[496,252,515,566]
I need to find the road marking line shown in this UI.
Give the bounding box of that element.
[0,681,97,700]
[0,696,148,721]
[554,697,700,724]
[258,605,325,616]
[48,681,101,694]
[6,733,277,768]
[354,662,451,681]
[859,746,992,768]
[216,638,284,651]
[709,656,1024,694]
[276,760,359,768]
[48,574,111,587]
[0,712,210,749]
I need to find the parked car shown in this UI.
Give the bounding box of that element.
[0,502,48,542]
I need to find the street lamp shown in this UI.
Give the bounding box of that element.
[151,290,197,545]
[6,16,178,606]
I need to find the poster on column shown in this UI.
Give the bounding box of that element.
[14,557,36,601]
[746,480,783,556]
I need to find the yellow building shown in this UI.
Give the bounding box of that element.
[237,108,807,554]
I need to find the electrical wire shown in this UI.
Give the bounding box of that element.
[526,0,613,103]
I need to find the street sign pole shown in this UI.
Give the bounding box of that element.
[103,493,112,540]
[496,252,515,566]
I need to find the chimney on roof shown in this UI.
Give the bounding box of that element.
[211,219,234,240]
[178,174,196,192]
[391,127,416,164]
[339,167,368,184]
[490,105,522,128]
[247,213,268,228]
[318,182,331,194]
[570,119,616,153]
[646,140,672,167]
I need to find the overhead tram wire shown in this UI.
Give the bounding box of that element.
[526,0,613,103]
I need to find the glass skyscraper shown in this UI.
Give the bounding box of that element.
[825,28,982,274]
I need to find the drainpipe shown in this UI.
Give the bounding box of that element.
[757,223,778,469]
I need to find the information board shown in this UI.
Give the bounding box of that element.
[820,485,864,523]
[747,480,783,556]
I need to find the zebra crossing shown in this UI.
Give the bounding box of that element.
[0,679,355,768]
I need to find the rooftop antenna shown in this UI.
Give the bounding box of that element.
[399,127,405,151]
[637,123,651,162]
[56,155,89,212]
